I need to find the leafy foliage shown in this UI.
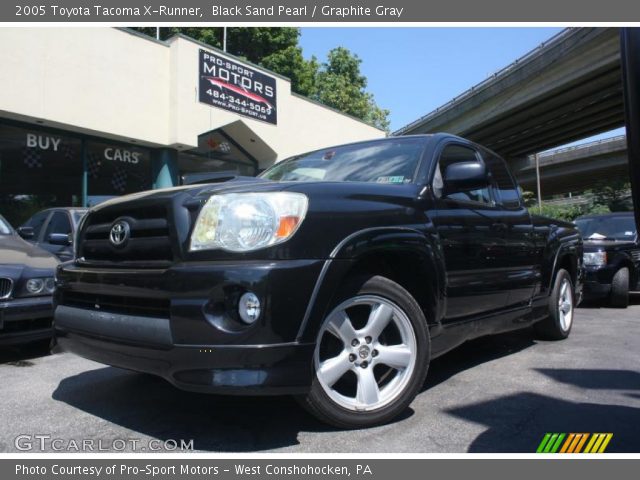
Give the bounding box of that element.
[312,47,390,131]
[523,180,632,222]
[587,179,632,212]
[531,203,610,222]
[130,28,389,130]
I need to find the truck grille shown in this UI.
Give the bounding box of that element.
[0,278,12,299]
[631,250,640,262]
[79,205,174,266]
[60,291,170,318]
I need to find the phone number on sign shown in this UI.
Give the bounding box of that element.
[206,89,272,115]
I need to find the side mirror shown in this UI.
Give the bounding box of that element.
[17,226,35,240]
[48,233,72,246]
[443,161,488,192]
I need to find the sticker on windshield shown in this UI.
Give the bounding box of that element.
[376,176,405,184]
[625,231,634,236]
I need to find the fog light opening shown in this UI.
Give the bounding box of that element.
[238,292,261,324]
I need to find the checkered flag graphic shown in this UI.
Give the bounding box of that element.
[111,165,128,193]
[23,147,42,168]
[61,142,76,160]
[86,152,101,179]
[218,142,231,153]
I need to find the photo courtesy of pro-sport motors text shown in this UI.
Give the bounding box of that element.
[1,0,640,479]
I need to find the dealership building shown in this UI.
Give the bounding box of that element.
[0,28,383,224]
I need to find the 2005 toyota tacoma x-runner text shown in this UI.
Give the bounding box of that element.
[54,134,583,428]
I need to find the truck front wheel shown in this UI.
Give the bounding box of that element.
[534,268,574,340]
[609,267,630,308]
[299,275,430,429]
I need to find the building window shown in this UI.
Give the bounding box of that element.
[86,140,151,206]
[0,124,82,226]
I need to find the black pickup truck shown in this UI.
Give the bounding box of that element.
[54,134,583,428]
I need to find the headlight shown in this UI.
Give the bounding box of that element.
[26,278,44,294]
[583,251,607,267]
[24,277,55,295]
[190,192,308,252]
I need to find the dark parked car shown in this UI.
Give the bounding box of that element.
[54,134,582,428]
[575,212,639,307]
[18,208,88,262]
[0,214,58,346]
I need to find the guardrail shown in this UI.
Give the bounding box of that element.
[536,135,627,158]
[393,28,577,135]
[542,189,632,206]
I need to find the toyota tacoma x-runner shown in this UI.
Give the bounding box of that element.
[54,134,583,428]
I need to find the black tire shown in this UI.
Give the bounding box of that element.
[298,275,430,429]
[534,268,574,340]
[610,267,630,308]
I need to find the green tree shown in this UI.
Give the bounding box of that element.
[522,188,613,222]
[313,47,390,131]
[132,27,222,47]
[131,27,313,93]
[260,45,319,97]
[587,179,632,212]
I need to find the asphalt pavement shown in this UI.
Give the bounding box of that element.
[1,297,639,453]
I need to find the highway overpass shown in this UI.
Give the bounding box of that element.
[512,135,629,197]
[395,28,624,159]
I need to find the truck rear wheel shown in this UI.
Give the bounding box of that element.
[609,267,630,308]
[534,268,574,340]
[299,275,430,429]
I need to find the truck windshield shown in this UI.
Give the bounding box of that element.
[259,138,426,184]
[575,216,637,241]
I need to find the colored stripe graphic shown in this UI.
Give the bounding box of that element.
[584,434,599,453]
[538,433,613,453]
[536,433,552,453]
[560,433,575,453]
[598,433,613,453]
[574,433,589,453]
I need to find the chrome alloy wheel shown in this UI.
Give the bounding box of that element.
[314,295,417,412]
[558,278,573,331]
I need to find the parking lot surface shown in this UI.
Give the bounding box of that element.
[1,298,639,453]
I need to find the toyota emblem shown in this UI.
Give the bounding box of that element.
[109,221,130,247]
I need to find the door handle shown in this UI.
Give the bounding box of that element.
[491,222,508,232]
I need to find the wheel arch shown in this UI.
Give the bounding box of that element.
[556,252,579,287]
[547,232,582,295]
[296,227,445,343]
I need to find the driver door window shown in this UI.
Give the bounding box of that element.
[434,144,492,205]
[430,142,508,320]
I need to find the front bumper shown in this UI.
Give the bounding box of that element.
[0,296,53,345]
[55,328,314,395]
[54,259,324,394]
[583,280,611,298]
[582,265,616,299]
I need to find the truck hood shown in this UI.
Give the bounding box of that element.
[90,177,421,212]
[91,177,285,212]
[0,234,59,269]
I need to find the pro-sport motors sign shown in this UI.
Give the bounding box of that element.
[199,49,277,125]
